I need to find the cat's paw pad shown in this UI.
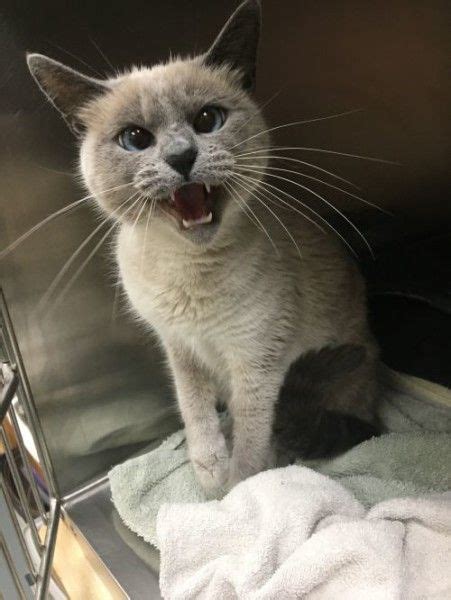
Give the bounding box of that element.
[190,436,230,496]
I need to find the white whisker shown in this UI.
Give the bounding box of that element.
[131,196,148,234]
[0,181,133,260]
[223,180,280,256]
[89,37,115,72]
[231,89,282,137]
[230,174,302,260]
[232,171,358,258]
[1,198,87,260]
[229,109,364,151]
[235,163,392,215]
[111,280,121,324]
[235,152,360,189]
[48,42,105,77]
[140,198,156,272]
[233,171,325,233]
[38,190,140,309]
[46,194,142,314]
[236,167,374,258]
[235,145,400,165]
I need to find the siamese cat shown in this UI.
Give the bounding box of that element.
[27,0,379,496]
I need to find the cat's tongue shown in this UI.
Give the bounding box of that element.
[172,183,212,229]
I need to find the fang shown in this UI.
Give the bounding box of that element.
[182,212,213,229]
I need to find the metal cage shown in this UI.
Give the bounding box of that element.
[0,288,162,599]
[1,290,60,599]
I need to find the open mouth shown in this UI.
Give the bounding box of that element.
[168,183,216,230]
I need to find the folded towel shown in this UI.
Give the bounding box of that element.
[109,368,451,547]
[157,466,451,600]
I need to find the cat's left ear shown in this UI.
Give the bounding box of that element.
[204,0,262,91]
[26,53,109,136]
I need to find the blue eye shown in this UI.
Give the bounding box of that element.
[193,106,226,133]
[117,126,154,151]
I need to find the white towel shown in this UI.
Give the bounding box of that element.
[156,465,451,600]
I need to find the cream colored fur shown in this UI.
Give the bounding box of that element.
[27,0,378,496]
[117,204,376,493]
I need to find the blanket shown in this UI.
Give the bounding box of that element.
[157,466,451,599]
[109,369,451,598]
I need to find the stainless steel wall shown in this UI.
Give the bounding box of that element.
[0,0,448,495]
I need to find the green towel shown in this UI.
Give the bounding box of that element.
[109,368,451,547]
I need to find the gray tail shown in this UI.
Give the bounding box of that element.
[274,344,380,460]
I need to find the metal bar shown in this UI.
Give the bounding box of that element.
[0,361,19,422]
[62,472,109,505]
[1,477,36,574]
[7,405,47,522]
[0,533,28,599]
[0,290,60,499]
[35,498,60,600]
[0,427,42,551]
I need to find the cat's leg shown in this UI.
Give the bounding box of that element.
[227,363,282,488]
[166,340,229,495]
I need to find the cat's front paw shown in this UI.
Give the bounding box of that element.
[226,447,274,491]
[189,434,230,497]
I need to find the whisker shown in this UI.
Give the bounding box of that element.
[228,109,364,151]
[234,152,361,189]
[231,89,282,137]
[88,37,115,72]
[223,180,280,256]
[34,165,74,177]
[46,41,104,78]
[140,198,156,273]
[38,190,140,309]
[235,163,392,215]
[1,198,86,260]
[49,225,119,313]
[131,196,148,235]
[236,167,374,258]
[232,171,325,234]
[235,145,400,165]
[46,194,142,314]
[230,174,302,260]
[0,181,133,260]
[111,280,121,324]
[233,170,358,258]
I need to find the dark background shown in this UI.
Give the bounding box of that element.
[0,0,449,494]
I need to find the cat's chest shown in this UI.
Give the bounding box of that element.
[147,266,231,328]
[118,234,242,337]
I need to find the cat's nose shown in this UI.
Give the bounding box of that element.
[165,146,198,180]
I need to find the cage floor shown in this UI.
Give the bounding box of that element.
[64,477,161,600]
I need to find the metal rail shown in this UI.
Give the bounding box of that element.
[1,289,61,599]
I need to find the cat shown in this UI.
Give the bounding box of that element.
[27,0,379,496]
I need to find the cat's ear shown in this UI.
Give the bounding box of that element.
[204,0,261,91]
[26,53,109,136]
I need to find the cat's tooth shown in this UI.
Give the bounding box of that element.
[182,212,213,229]
[170,191,175,204]
[205,183,211,194]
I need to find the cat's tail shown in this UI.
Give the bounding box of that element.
[273,344,381,460]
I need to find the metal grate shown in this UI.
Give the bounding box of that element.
[1,290,61,599]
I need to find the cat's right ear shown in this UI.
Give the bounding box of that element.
[26,53,109,136]
[204,0,262,91]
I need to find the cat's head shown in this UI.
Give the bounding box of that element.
[27,0,269,246]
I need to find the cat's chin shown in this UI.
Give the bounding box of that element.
[178,220,222,245]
